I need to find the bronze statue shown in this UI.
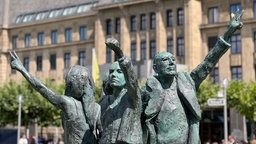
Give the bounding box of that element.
[10,52,102,144]
[99,38,143,143]
[141,10,244,144]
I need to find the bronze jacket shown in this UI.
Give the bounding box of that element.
[142,36,231,144]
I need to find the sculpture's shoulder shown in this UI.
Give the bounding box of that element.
[145,76,162,90]
[61,96,81,114]
[141,76,164,108]
[177,72,195,87]
[141,76,161,99]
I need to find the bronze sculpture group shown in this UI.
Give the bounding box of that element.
[10,9,243,144]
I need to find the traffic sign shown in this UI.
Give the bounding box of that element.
[207,98,225,107]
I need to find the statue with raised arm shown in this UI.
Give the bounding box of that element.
[10,51,102,144]
[141,10,244,144]
[99,38,143,143]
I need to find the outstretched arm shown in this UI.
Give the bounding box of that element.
[105,38,140,107]
[190,9,244,90]
[10,51,64,109]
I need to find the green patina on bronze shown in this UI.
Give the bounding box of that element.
[99,38,143,143]
[9,9,243,144]
[141,10,244,144]
[10,52,102,144]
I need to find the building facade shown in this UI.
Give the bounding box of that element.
[0,0,255,142]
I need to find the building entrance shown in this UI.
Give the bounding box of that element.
[200,108,230,143]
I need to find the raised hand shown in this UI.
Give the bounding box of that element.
[230,9,244,30]
[223,9,244,41]
[9,51,25,72]
[105,38,124,58]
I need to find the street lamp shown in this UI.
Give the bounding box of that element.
[17,95,23,144]
[222,78,228,143]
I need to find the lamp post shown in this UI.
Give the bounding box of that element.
[222,78,228,143]
[17,95,23,144]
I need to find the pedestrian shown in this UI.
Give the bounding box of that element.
[19,134,28,144]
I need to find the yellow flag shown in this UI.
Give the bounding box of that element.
[92,48,100,83]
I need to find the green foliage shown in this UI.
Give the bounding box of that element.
[138,79,146,89]
[227,80,256,122]
[196,78,220,110]
[0,79,64,127]
[94,80,102,103]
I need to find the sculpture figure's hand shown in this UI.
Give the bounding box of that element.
[105,38,124,58]
[223,9,244,40]
[230,9,244,30]
[9,51,25,72]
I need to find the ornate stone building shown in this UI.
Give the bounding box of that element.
[0,0,255,142]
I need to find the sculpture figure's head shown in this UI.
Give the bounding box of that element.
[108,61,126,89]
[153,52,177,77]
[65,65,94,99]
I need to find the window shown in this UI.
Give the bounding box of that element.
[131,42,136,61]
[254,32,256,52]
[230,3,241,15]
[63,6,77,16]
[177,37,184,56]
[116,17,120,34]
[167,37,173,53]
[131,15,136,32]
[36,56,43,71]
[254,65,256,80]
[79,26,87,40]
[35,11,49,20]
[50,54,56,70]
[254,1,256,17]
[65,28,72,42]
[150,12,156,29]
[106,47,112,63]
[106,19,112,35]
[23,57,29,72]
[177,8,184,25]
[208,36,218,51]
[208,7,218,24]
[49,9,63,18]
[140,14,146,30]
[166,10,173,27]
[64,52,71,69]
[140,40,146,60]
[210,68,219,83]
[231,66,242,80]
[12,36,18,48]
[79,51,86,66]
[150,40,156,59]
[25,33,31,48]
[51,30,58,44]
[231,34,241,54]
[38,32,44,46]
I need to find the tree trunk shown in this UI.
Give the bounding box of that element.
[251,121,255,140]
[40,126,43,138]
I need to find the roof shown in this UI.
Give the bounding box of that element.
[15,1,98,24]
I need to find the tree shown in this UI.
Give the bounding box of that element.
[0,79,64,127]
[94,80,102,103]
[196,78,220,110]
[227,80,256,140]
